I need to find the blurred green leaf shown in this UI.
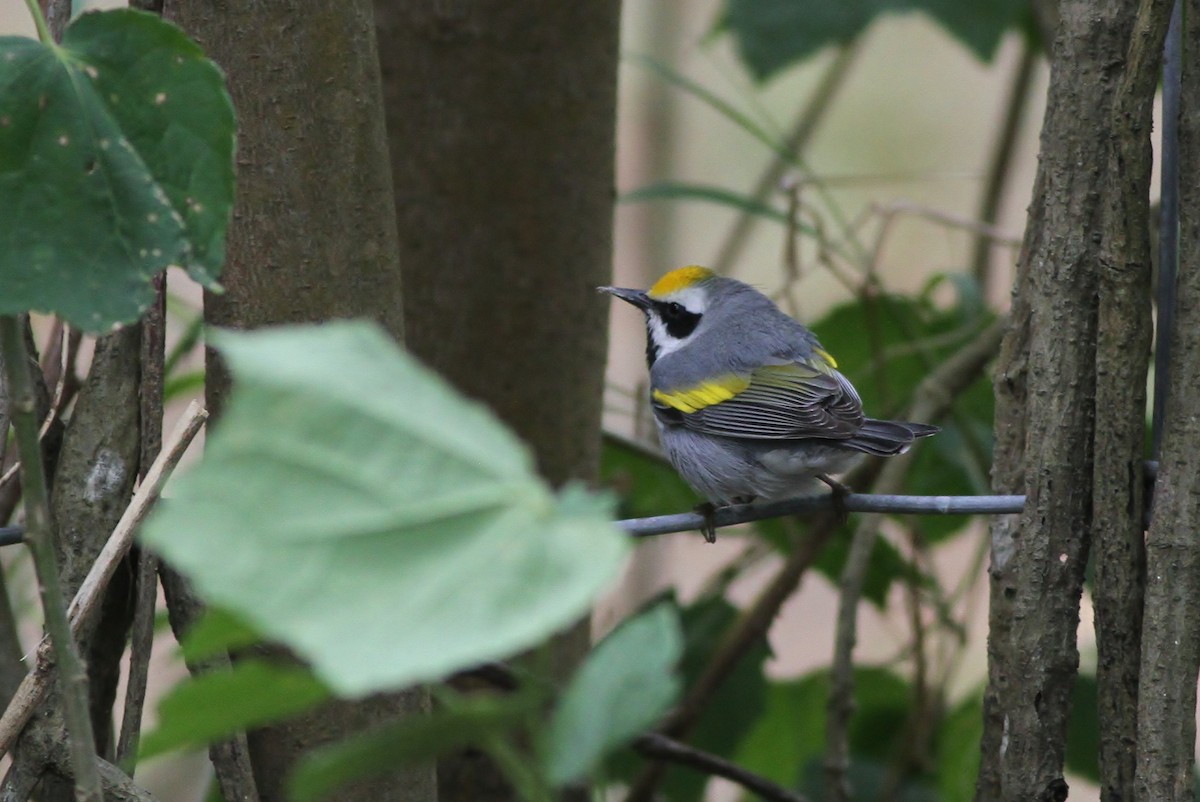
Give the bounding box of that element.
[604,592,771,801]
[542,604,683,785]
[140,322,629,695]
[290,694,534,802]
[140,659,329,760]
[935,691,983,802]
[813,533,926,609]
[1065,673,1100,783]
[0,9,234,330]
[179,606,261,664]
[164,369,204,402]
[620,181,790,225]
[736,667,916,795]
[720,0,1027,82]
[601,435,698,518]
[734,674,828,788]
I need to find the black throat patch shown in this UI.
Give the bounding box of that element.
[644,301,701,366]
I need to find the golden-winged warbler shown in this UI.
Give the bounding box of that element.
[602,266,938,538]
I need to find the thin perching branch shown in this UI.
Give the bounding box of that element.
[619,492,1023,538]
[0,314,104,801]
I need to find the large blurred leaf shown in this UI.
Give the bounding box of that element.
[0,9,234,330]
[721,0,1028,82]
[140,659,329,760]
[542,604,683,785]
[140,322,629,695]
[290,693,534,802]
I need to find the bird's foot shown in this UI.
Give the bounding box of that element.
[817,474,851,521]
[693,502,719,543]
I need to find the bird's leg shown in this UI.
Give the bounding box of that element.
[693,501,719,543]
[817,474,852,520]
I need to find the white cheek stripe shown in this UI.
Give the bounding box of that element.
[648,315,690,357]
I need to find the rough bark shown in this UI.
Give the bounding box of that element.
[976,2,1165,799]
[162,1,433,800]
[1135,1,1200,797]
[1092,2,1172,800]
[373,4,620,800]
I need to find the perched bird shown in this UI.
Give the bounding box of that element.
[601,265,938,540]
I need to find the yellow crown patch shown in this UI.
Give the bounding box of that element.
[648,265,715,299]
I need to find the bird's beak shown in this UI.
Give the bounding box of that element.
[598,286,652,311]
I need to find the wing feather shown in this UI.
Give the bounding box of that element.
[654,360,865,441]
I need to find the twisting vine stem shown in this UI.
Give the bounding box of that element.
[0,315,103,802]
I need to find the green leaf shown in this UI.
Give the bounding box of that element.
[178,606,262,664]
[140,659,330,760]
[935,691,983,801]
[604,593,771,801]
[721,0,1026,82]
[139,322,630,695]
[812,533,925,609]
[542,604,683,785]
[0,9,234,331]
[1065,673,1100,783]
[289,694,533,802]
[733,674,828,788]
[736,667,915,794]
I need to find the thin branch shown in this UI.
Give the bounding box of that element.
[633,733,810,802]
[0,314,103,801]
[0,401,207,755]
[619,493,1023,538]
[711,42,861,274]
[825,446,921,801]
[970,37,1039,285]
[117,272,168,768]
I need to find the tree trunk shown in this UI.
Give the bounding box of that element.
[373,3,621,799]
[977,1,1170,800]
[1136,1,1200,797]
[163,1,434,800]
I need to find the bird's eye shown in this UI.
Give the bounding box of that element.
[665,302,684,318]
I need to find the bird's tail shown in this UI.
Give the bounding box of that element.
[844,419,939,456]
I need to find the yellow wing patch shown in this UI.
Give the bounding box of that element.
[653,374,750,414]
[815,348,838,368]
[648,265,715,299]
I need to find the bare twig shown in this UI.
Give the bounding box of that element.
[711,42,861,274]
[159,565,262,802]
[117,272,168,767]
[633,733,810,802]
[0,314,103,801]
[970,37,1039,285]
[0,401,206,755]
